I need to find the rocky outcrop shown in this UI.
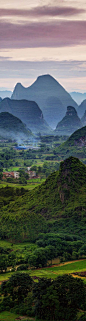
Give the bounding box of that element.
[55,106,82,135]
[58,156,86,203]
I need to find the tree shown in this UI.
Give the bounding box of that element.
[33,275,86,321]
[1,272,32,305]
[28,248,47,268]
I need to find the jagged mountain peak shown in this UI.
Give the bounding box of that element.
[66,106,77,115]
[37,74,59,84]
[55,105,82,135]
[11,74,78,128]
[15,82,24,89]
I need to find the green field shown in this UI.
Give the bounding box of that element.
[0,259,86,283]
[0,311,34,321]
[29,259,86,279]
[0,178,45,190]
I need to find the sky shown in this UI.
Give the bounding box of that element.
[0,0,86,92]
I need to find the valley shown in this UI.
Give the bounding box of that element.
[0,74,86,321]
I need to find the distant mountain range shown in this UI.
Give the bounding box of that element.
[11,74,78,129]
[55,106,82,135]
[0,91,12,99]
[0,112,32,141]
[70,92,86,105]
[0,98,51,135]
[78,99,86,118]
[81,110,86,126]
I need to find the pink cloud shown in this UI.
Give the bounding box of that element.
[0,20,86,48]
[0,6,84,18]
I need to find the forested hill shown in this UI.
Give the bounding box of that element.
[0,111,31,140]
[0,156,86,242]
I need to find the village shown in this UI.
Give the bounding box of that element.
[2,167,37,180]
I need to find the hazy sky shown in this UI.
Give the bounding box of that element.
[0,0,86,92]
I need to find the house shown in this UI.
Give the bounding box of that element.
[3,171,19,179]
[27,167,36,179]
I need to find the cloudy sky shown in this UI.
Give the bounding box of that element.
[0,0,86,92]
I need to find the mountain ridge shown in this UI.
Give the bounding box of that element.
[11,74,78,128]
[0,98,51,134]
[78,99,86,118]
[0,111,31,141]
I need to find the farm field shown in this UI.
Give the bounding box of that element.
[29,259,86,280]
[0,259,86,283]
[0,178,45,190]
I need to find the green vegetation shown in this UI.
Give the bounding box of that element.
[0,112,31,140]
[0,311,30,320]
[0,157,86,266]
[0,272,86,321]
[54,126,86,160]
[0,132,86,320]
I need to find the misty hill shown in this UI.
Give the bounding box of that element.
[0,156,86,241]
[0,112,31,141]
[81,110,86,126]
[70,92,86,105]
[78,99,86,118]
[0,90,12,99]
[55,106,82,135]
[0,98,2,103]
[0,98,51,134]
[11,74,78,128]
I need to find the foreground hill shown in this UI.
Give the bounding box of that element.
[11,74,78,128]
[0,98,51,134]
[0,112,31,141]
[55,106,82,135]
[0,156,86,242]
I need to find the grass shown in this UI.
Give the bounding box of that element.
[28,259,86,279]
[0,311,34,320]
[0,240,37,251]
[0,178,45,190]
[0,272,12,282]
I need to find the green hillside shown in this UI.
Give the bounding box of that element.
[0,156,86,242]
[54,126,86,159]
[0,111,31,140]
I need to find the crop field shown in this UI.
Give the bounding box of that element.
[0,259,86,284]
[29,259,86,279]
[0,178,45,190]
